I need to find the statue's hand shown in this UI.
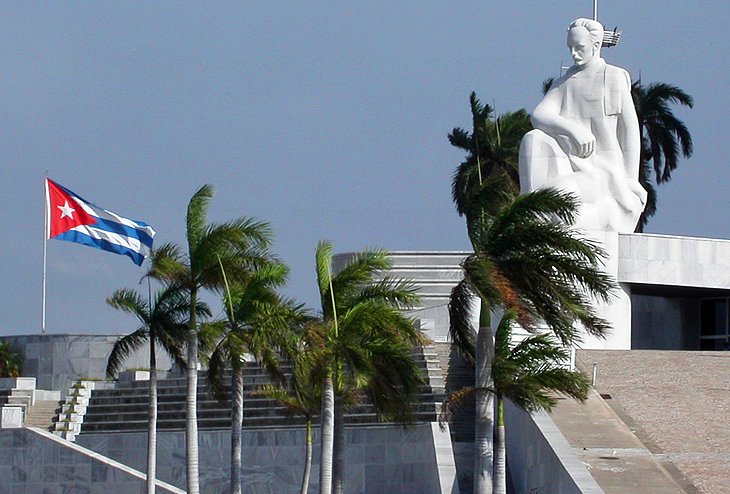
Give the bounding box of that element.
[570,127,595,158]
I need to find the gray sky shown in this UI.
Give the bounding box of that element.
[1,1,727,336]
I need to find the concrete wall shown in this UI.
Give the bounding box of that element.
[0,427,184,494]
[504,400,603,494]
[77,423,458,494]
[0,334,174,392]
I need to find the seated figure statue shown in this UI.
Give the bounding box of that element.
[519,18,647,233]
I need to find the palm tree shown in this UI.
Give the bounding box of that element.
[449,184,613,493]
[207,261,309,494]
[450,91,615,493]
[149,185,272,494]
[491,310,590,494]
[632,81,694,231]
[449,92,532,218]
[441,309,591,494]
[106,285,209,494]
[0,340,22,377]
[449,93,532,494]
[313,240,426,494]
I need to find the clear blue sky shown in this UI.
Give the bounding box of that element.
[1,1,727,335]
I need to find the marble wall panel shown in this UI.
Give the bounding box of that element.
[77,424,453,493]
[0,428,184,494]
[619,233,730,290]
[0,335,175,392]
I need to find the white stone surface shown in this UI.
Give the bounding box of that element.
[0,377,36,390]
[0,406,23,428]
[618,233,730,289]
[505,400,604,494]
[0,334,175,392]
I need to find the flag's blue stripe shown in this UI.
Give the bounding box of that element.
[54,230,146,266]
[89,217,155,248]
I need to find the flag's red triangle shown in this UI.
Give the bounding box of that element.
[47,179,97,238]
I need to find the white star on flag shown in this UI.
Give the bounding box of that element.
[57,200,75,219]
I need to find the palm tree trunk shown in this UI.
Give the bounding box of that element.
[147,335,157,494]
[301,418,313,494]
[492,397,506,494]
[332,396,344,494]
[474,301,494,494]
[319,375,335,494]
[186,289,200,494]
[230,363,244,494]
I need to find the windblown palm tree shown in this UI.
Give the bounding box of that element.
[491,310,590,493]
[148,184,272,494]
[449,93,532,494]
[632,81,694,231]
[450,94,614,493]
[449,186,613,494]
[106,285,209,494]
[441,309,591,494]
[313,240,425,494]
[207,261,309,494]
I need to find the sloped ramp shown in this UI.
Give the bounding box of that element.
[0,427,185,494]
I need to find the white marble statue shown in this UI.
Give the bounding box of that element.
[519,18,646,233]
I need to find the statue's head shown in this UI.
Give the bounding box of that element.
[567,18,603,67]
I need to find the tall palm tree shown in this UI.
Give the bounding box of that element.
[449,92,531,494]
[106,285,209,494]
[449,186,613,494]
[0,340,22,378]
[632,81,694,231]
[314,240,425,494]
[149,185,272,494]
[207,261,309,494]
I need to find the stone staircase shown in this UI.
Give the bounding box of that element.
[52,380,95,441]
[433,342,475,443]
[24,400,61,429]
[80,349,446,434]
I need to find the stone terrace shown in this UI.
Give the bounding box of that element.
[575,350,730,494]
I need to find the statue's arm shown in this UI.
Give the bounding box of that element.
[531,84,595,158]
[616,75,641,180]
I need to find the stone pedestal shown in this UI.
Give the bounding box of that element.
[580,230,632,350]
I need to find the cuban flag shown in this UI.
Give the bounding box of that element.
[45,178,156,266]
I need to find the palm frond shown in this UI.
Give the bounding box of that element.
[186,184,215,252]
[447,279,477,363]
[315,240,334,318]
[106,329,149,379]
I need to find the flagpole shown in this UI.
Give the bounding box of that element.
[42,174,48,335]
